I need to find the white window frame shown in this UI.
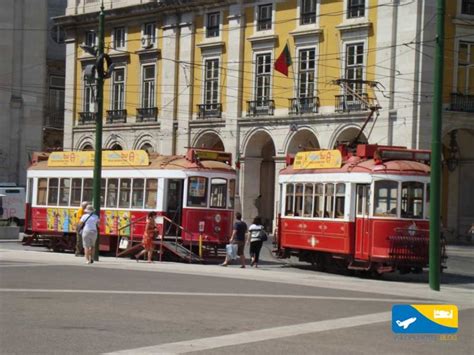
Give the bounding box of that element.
[297,0,320,27]
[112,26,127,50]
[110,66,126,111]
[142,22,157,48]
[253,51,273,105]
[458,0,474,17]
[253,1,276,35]
[82,69,96,112]
[84,30,97,47]
[341,38,367,98]
[204,11,222,39]
[201,56,221,106]
[296,46,317,99]
[140,63,156,108]
[343,0,367,21]
[455,41,474,95]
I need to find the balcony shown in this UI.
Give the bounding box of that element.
[106,109,127,124]
[78,112,96,125]
[288,97,319,115]
[335,94,369,113]
[136,107,158,122]
[450,93,474,113]
[197,103,222,119]
[45,111,64,128]
[247,99,275,117]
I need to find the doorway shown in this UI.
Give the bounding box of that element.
[355,184,370,260]
[165,179,184,236]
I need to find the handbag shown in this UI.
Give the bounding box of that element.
[119,237,129,249]
[77,213,92,235]
[257,229,268,242]
[225,243,238,260]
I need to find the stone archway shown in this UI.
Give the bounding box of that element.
[332,127,368,148]
[82,144,94,151]
[194,132,225,151]
[242,130,276,231]
[110,143,123,151]
[286,129,320,155]
[441,129,474,242]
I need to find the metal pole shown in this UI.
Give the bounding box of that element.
[92,2,105,261]
[429,0,445,291]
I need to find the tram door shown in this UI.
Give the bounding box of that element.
[165,179,184,236]
[355,184,370,260]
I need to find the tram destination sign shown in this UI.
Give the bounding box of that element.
[293,150,342,170]
[47,150,149,167]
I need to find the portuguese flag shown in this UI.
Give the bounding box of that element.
[274,44,292,76]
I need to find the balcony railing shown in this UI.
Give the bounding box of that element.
[136,107,158,122]
[288,97,319,115]
[450,93,474,113]
[247,99,275,117]
[197,103,222,119]
[45,111,65,128]
[106,109,127,124]
[335,93,369,113]
[78,112,96,125]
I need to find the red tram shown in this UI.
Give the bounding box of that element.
[276,144,445,274]
[24,148,236,254]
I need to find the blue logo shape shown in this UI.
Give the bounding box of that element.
[392,305,458,334]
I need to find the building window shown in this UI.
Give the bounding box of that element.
[457,42,474,95]
[84,30,96,47]
[111,68,125,110]
[298,48,316,98]
[206,12,220,38]
[347,0,365,19]
[462,0,474,15]
[143,23,156,46]
[257,4,273,31]
[141,64,155,108]
[255,53,272,104]
[204,58,219,106]
[113,27,126,49]
[83,74,96,112]
[48,76,65,127]
[301,0,317,25]
[345,42,364,100]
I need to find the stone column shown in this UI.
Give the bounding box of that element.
[240,157,262,223]
[64,36,76,151]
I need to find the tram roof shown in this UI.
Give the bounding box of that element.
[28,153,235,173]
[280,157,430,176]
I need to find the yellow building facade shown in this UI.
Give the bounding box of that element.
[56,0,473,240]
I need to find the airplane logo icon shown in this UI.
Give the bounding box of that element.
[396,317,417,329]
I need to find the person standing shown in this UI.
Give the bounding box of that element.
[248,216,266,267]
[75,201,88,256]
[135,212,157,263]
[78,205,99,264]
[221,212,248,268]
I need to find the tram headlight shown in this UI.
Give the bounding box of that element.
[214,226,221,233]
[214,214,221,223]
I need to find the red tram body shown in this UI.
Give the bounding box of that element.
[276,144,442,274]
[24,149,236,254]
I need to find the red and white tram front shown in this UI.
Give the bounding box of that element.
[277,145,436,274]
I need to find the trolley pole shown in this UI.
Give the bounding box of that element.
[429,0,445,291]
[92,2,106,261]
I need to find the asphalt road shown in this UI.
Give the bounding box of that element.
[0,242,473,354]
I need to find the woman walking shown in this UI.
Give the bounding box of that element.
[78,205,99,264]
[248,216,266,267]
[135,211,157,263]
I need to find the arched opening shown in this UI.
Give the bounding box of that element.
[194,132,225,151]
[82,144,93,151]
[287,129,320,155]
[441,129,474,242]
[110,143,123,151]
[333,127,368,148]
[140,143,154,153]
[243,131,276,231]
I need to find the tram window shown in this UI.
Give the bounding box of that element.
[304,184,313,217]
[37,178,47,205]
[107,178,118,208]
[119,179,131,208]
[101,179,106,207]
[228,179,235,209]
[425,184,430,219]
[295,184,304,217]
[145,179,158,209]
[131,179,145,208]
[313,183,324,217]
[71,178,82,206]
[285,184,294,216]
[83,179,93,204]
[48,178,59,205]
[59,178,71,206]
[401,182,424,219]
[374,180,398,217]
[335,183,345,218]
[187,176,208,207]
[324,183,334,218]
[210,178,227,209]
